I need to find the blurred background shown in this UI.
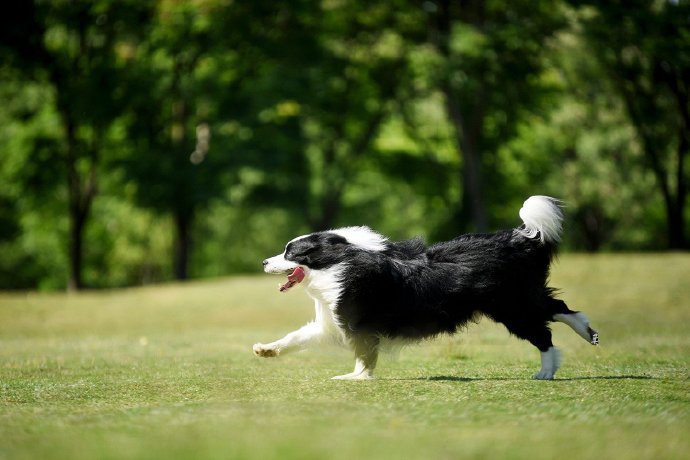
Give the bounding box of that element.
[0,0,687,291]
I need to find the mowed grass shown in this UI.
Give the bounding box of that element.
[1,254,689,460]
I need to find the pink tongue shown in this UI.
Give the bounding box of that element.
[279,267,305,292]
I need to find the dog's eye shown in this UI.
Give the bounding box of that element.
[296,247,316,257]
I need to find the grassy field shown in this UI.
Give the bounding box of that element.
[1,254,689,459]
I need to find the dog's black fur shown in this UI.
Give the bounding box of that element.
[285,228,571,353]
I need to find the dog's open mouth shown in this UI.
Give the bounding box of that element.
[279,267,305,292]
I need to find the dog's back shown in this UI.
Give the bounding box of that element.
[336,228,557,341]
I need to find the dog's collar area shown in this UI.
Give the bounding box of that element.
[279,267,305,292]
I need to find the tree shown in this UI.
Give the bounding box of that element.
[121,1,311,279]
[572,0,690,248]
[205,0,424,233]
[122,2,221,280]
[0,0,153,289]
[425,0,565,232]
[307,7,415,230]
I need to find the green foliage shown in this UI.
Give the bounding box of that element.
[568,0,690,248]
[419,0,567,233]
[0,73,62,288]
[0,0,688,289]
[497,26,664,250]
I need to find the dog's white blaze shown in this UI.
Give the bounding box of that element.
[263,233,311,272]
[263,253,298,274]
[518,195,564,243]
[331,226,388,252]
[534,346,561,380]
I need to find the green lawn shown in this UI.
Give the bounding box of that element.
[1,254,689,459]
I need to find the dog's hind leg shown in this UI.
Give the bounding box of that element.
[535,345,562,380]
[503,319,561,380]
[549,299,599,345]
[332,335,379,380]
[526,327,561,380]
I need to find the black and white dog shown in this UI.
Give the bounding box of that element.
[255,196,598,380]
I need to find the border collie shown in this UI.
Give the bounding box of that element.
[255,196,599,380]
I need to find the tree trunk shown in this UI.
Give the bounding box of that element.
[667,204,685,249]
[667,125,687,249]
[65,115,82,291]
[462,146,488,232]
[442,87,489,233]
[666,60,689,249]
[67,210,85,291]
[64,116,97,291]
[615,53,689,250]
[312,190,342,232]
[173,212,192,280]
[632,116,687,249]
[65,152,97,291]
[436,0,489,233]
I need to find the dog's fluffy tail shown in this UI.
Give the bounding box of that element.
[517,196,564,244]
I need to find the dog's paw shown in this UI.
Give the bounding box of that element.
[588,327,599,345]
[253,343,279,357]
[533,369,556,380]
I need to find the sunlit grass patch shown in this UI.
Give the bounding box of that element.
[1,254,689,459]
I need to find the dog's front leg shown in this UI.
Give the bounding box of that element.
[253,321,323,358]
[332,335,379,380]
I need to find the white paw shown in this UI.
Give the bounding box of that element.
[534,346,560,380]
[533,369,556,380]
[331,371,374,380]
[253,343,279,357]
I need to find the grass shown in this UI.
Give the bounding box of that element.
[1,253,689,459]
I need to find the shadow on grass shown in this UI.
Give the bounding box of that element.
[395,375,656,382]
[553,375,655,381]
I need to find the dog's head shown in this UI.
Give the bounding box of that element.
[262,226,388,292]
